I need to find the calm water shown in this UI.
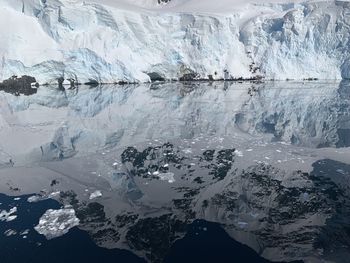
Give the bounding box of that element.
[0,81,349,263]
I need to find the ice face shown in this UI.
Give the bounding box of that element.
[34,208,80,239]
[1,0,349,84]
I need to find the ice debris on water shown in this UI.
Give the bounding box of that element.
[4,229,17,237]
[20,229,30,236]
[27,191,61,203]
[0,207,17,222]
[34,207,80,239]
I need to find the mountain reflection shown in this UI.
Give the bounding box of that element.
[0,81,349,263]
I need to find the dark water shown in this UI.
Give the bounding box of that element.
[0,193,282,263]
[0,194,144,263]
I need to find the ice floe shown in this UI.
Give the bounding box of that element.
[0,207,17,222]
[34,208,80,239]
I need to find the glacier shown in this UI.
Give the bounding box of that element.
[1,0,350,84]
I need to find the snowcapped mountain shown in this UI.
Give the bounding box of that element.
[0,0,349,84]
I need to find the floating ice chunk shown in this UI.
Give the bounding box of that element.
[4,229,17,237]
[0,207,17,222]
[20,229,30,236]
[157,172,175,183]
[27,195,41,203]
[27,191,60,203]
[14,197,21,201]
[34,208,80,240]
[89,190,102,200]
[152,171,160,176]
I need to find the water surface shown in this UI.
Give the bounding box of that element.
[0,81,349,263]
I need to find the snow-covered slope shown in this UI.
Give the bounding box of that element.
[1,0,350,83]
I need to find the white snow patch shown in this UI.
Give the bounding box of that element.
[89,190,103,200]
[235,150,244,157]
[157,172,175,183]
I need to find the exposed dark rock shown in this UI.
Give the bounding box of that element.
[158,0,171,4]
[179,72,199,81]
[126,214,187,263]
[0,75,37,96]
[147,72,165,82]
[57,77,65,90]
[115,213,139,228]
[84,79,99,87]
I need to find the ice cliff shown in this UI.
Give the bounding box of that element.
[1,0,350,84]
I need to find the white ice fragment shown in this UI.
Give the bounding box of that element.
[4,229,17,237]
[34,208,79,240]
[27,195,41,203]
[89,190,102,200]
[0,207,18,222]
[20,229,30,235]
